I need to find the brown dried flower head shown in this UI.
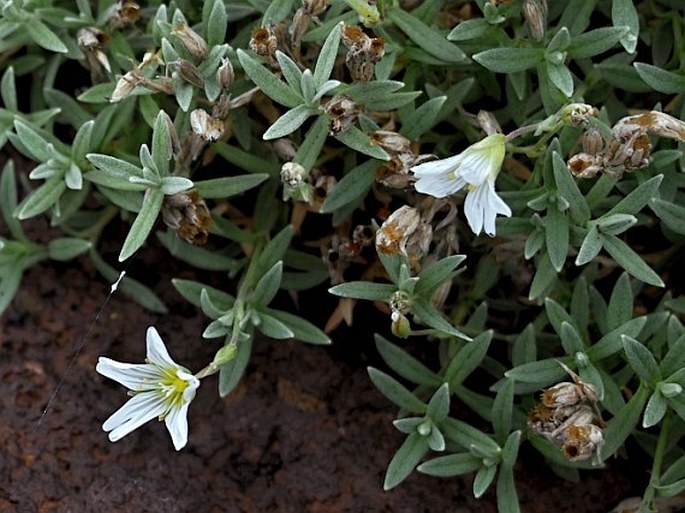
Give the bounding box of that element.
[190,109,224,142]
[324,95,361,135]
[561,423,604,462]
[250,25,280,63]
[77,27,111,78]
[342,25,385,82]
[110,69,144,103]
[162,190,213,245]
[107,0,141,28]
[522,0,548,41]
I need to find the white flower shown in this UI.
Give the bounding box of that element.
[96,327,200,450]
[411,134,511,236]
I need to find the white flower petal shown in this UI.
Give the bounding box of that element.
[414,172,467,198]
[103,392,166,441]
[455,151,492,186]
[146,326,177,367]
[410,154,461,177]
[164,402,191,450]
[464,182,511,237]
[96,357,162,391]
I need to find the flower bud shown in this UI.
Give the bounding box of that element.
[391,311,411,338]
[172,21,208,60]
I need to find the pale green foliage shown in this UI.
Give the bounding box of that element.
[1,1,685,512]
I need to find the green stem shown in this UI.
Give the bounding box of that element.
[639,411,671,513]
[227,237,266,346]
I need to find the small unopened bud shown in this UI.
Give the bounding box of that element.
[175,60,204,87]
[172,21,208,60]
[476,110,502,136]
[190,109,224,141]
[522,0,547,41]
[324,95,361,135]
[391,311,411,338]
[216,58,235,91]
[212,343,238,367]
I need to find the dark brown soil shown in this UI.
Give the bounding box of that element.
[0,235,636,513]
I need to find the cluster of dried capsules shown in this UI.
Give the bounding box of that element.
[528,364,605,462]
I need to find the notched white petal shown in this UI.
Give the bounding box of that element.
[145,326,176,366]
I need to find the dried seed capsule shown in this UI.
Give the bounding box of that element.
[216,58,235,91]
[250,25,279,62]
[280,162,308,188]
[172,21,208,60]
[175,60,204,87]
[324,95,361,135]
[541,380,598,409]
[303,0,330,16]
[582,128,604,156]
[522,0,548,41]
[190,109,224,141]
[561,423,604,462]
[369,131,411,153]
[162,190,212,245]
[110,69,143,102]
[376,205,421,256]
[567,153,602,179]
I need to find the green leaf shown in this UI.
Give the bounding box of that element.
[505,358,567,385]
[492,378,514,442]
[633,63,685,95]
[368,367,427,413]
[264,308,331,344]
[651,198,685,235]
[160,176,193,195]
[257,225,293,273]
[205,0,227,46]
[589,316,646,360]
[552,153,590,224]
[48,238,91,261]
[447,19,490,41]
[1,67,17,112]
[612,0,639,53]
[237,50,302,108]
[496,459,520,513]
[13,119,52,162]
[473,47,544,73]
[661,334,685,378]
[157,231,235,271]
[601,383,648,461]
[262,0,293,24]
[576,225,603,266]
[415,255,466,296]
[383,433,430,490]
[0,161,23,240]
[605,175,663,217]
[254,310,294,339]
[643,390,667,428]
[313,22,342,89]
[427,383,450,421]
[119,188,164,261]
[263,105,313,140]
[473,464,498,498]
[622,335,660,383]
[375,334,441,386]
[320,159,377,213]
[400,95,446,140]
[16,175,67,220]
[388,8,467,63]
[607,273,633,331]
[544,204,569,272]
[567,26,629,59]
[334,126,390,160]
[24,18,68,53]
[411,297,468,339]
[602,234,663,287]
[172,278,234,311]
[560,322,585,354]
[547,63,574,97]
[444,331,492,388]
[194,174,268,199]
[275,51,303,95]
[251,261,282,306]
[219,337,253,397]
[151,111,172,175]
[293,115,329,171]
[529,253,556,300]
[328,281,396,301]
[418,453,481,477]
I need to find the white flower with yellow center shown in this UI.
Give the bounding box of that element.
[411,133,511,236]
[96,327,200,450]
